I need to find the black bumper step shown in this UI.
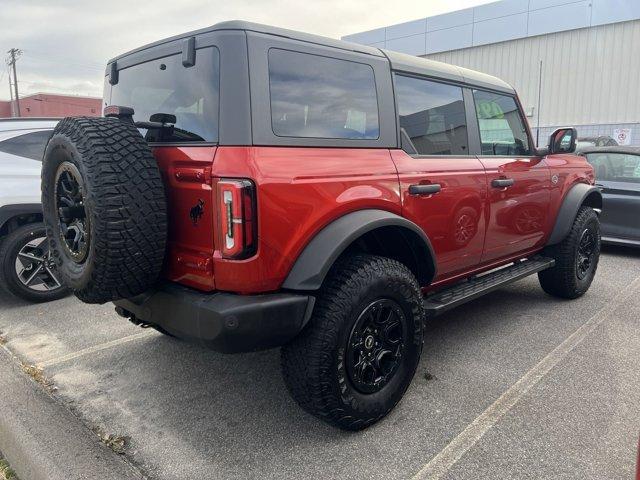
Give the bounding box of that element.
[423,256,555,317]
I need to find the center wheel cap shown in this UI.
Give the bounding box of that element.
[364,335,375,350]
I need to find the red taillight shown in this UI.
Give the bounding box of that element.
[217,179,257,259]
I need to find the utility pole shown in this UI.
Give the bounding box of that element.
[7,67,13,107]
[7,48,22,117]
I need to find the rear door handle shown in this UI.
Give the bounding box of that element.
[409,183,442,195]
[491,178,515,188]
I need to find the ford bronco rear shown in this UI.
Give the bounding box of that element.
[41,21,602,430]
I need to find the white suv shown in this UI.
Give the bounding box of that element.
[0,118,68,302]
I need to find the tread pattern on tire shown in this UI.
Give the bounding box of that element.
[281,254,424,430]
[42,117,167,304]
[538,206,600,299]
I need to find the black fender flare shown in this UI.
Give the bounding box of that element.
[547,183,603,245]
[0,203,43,233]
[282,209,437,291]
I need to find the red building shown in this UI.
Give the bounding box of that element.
[0,93,102,118]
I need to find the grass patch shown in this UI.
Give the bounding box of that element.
[20,363,56,393]
[92,427,129,455]
[0,459,17,480]
[0,333,6,346]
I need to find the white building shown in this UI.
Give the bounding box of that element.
[343,0,640,146]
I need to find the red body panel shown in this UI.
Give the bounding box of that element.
[546,153,596,218]
[390,150,488,279]
[153,146,218,291]
[479,156,551,262]
[153,145,594,295]
[169,146,402,293]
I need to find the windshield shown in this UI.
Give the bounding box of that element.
[106,46,219,143]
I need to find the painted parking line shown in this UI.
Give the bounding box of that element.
[38,330,156,368]
[412,275,640,480]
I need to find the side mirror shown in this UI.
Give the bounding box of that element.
[548,127,577,154]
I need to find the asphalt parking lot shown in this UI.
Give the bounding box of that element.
[1,246,639,480]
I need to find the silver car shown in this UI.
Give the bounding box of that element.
[0,118,69,302]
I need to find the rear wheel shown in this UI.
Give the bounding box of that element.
[281,254,424,430]
[538,206,600,299]
[41,117,167,304]
[0,223,69,302]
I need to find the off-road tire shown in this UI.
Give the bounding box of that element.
[41,117,167,304]
[0,223,70,303]
[281,254,424,430]
[538,206,600,299]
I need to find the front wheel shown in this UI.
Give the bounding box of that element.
[0,223,69,302]
[538,206,600,299]
[281,254,424,430]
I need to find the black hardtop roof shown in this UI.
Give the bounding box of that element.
[107,20,384,65]
[107,20,513,94]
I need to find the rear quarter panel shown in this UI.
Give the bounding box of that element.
[210,146,401,293]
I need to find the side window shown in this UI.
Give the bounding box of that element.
[472,90,531,156]
[268,49,379,140]
[587,153,640,184]
[0,130,53,161]
[395,75,468,156]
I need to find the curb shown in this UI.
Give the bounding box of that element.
[0,346,145,480]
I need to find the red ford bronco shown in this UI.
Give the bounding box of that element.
[41,21,602,430]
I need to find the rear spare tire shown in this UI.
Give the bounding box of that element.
[41,117,167,304]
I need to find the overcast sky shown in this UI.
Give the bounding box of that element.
[1,0,494,101]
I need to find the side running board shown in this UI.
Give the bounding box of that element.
[423,256,555,317]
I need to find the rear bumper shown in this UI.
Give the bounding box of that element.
[113,283,315,353]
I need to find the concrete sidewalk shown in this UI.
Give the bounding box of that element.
[0,345,145,480]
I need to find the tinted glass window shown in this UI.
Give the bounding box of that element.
[0,130,53,161]
[395,75,468,155]
[268,49,379,139]
[109,46,219,143]
[473,90,531,156]
[586,152,640,184]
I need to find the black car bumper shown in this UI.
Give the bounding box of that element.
[113,283,315,353]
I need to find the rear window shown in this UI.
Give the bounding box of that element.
[268,49,379,140]
[0,130,52,161]
[108,46,219,143]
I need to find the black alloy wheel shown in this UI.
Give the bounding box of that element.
[576,228,597,280]
[54,162,90,263]
[346,299,407,394]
